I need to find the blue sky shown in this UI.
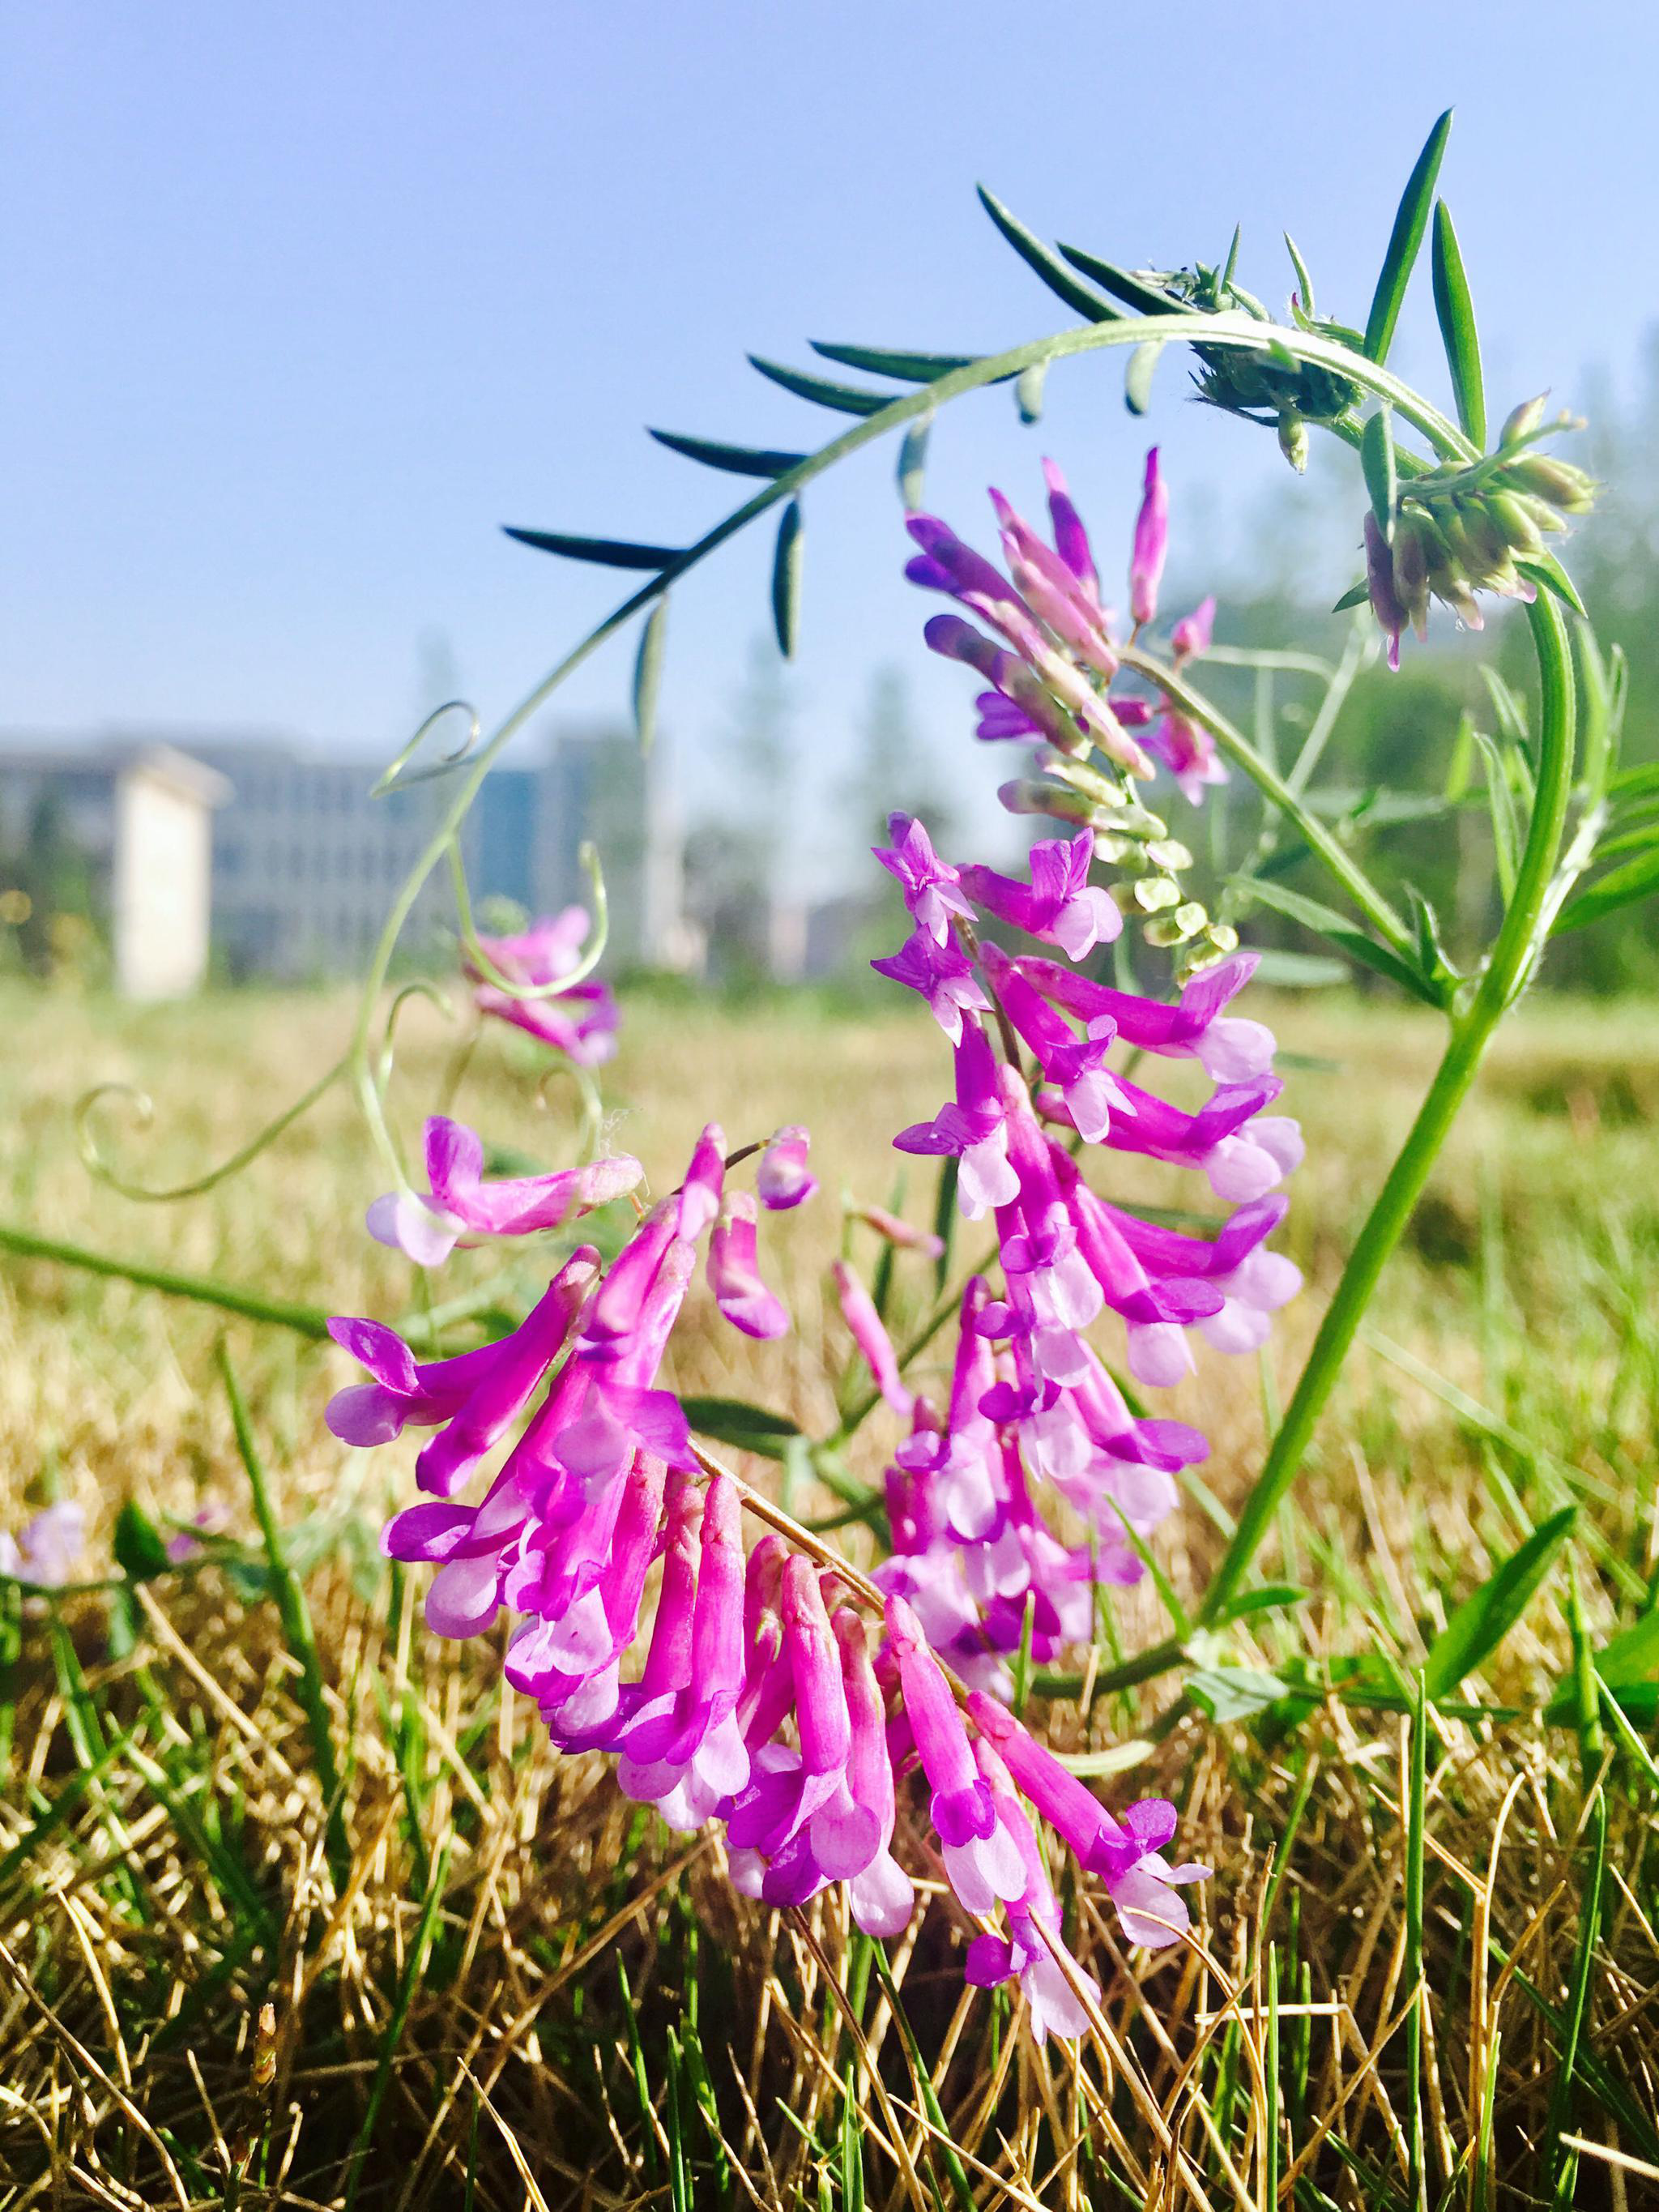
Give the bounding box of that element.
[5,2,1654,879]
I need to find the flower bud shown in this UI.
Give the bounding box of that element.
[1277,408,1309,474]
[1389,512,1432,639]
[998,778,1101,828]
[1499,393,1549,446]
[1505,456,1597,515]
[1484,489,1544,557]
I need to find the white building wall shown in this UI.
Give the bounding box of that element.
[111,767,215,998]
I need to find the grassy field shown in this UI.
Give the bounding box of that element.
[1,978,1657,2208]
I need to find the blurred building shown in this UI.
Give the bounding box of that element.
[0,740,230,997]
[0,721,685,988]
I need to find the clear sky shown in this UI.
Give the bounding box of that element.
[5,1,1655,881]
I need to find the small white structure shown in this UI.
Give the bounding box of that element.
[0,740,230,998]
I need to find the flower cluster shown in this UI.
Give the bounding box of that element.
[1363,397,1597,667]
[862,813,1302,1693]
[908,451,1232,961]
[466,905,621,1066]
[330,1092,1212,2030]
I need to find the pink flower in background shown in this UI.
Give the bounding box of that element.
[367,1115,643,1265]
[833,1260,914,1416]
[467,906,620,1065]
[757,1125,817,1210]
[0,1502,86,1588]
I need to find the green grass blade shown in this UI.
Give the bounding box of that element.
[1422,1505,1576,1699]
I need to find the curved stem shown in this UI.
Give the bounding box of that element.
[1196,592,1578,1625]
[1120,643,1415,956]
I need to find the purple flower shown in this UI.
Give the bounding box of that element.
[835,1608,916,1935]
[1016,951,1277,1083]
[757,1125,817,1211]
[707,1192,790,1341]
[1129,447,1168,630]
[871,926,989,1046]
[987,486,1118,670]
[977,942,1130,1144]
[963,1740,1102,2043]
[957,831,1121,962]
[833,1261,913,1416]
[326,1250,599,1493]
[1144,710,1227,807]
[677,1122,727,1241]
[0,1502,86,1588]
[888,1595,1026,1911]
[925,615,1094,757]
[1170,595,1216,662]
[1365,512,1406,672]
[966,1693,1209,1950]
[1040,459,1101,607]
[467,907,619,1066]
[872,813,976,944]
[893,1019,1019,1219]
[1098,1193,1302,1356]
[367,1116,643,1266]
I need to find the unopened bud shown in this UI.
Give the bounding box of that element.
[1499,393,1549,447]
[1133,876,1182,914]
[1484,489,1545,557]
[1505,455,1596,515]
[1203,922,1240,955]
[1277,408,1309,473]
[998,778,1099,827]
[1390,512,1432,638]
[251,2002,277,2093]
[1144,838,1194,871]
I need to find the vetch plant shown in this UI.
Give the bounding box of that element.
[28,108,1657,2099]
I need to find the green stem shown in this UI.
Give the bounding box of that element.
[0,1221,333,1340]
[1120,643,1414,956]
[1196,592,1577,1626]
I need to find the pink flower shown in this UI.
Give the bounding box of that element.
[467,907,619,1065]
[367,1116,642,1266]
[833,1261,913,1416]
[707,1192,791,1341]
[757,1125,817,1210]
[872,813,976,944]
[1129,447,1168,630]
[957,831,1121,961]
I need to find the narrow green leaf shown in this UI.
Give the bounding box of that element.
[1364,109,1454,364]
[1233,878,1444,1005]
[502,526,681,570]
[1055,241,1175,316]
[747,355,889,416]
[1015,360,1047,423]
[976,186,1120,323]
[1360,408,1397,533]
[1554,844,1659,935]
[682,1394,803,1460]
[646,428,806,478]
[897,412,932,511]
[1481,667,1530,747]
[1516,550,1588,619]
[1188,1665,1289,1723]
[1430,200,1486,447]
[632,599,668,754]
[1470,726,1520,902]
[1283,232,1316,319]
[1422,1507,1576,1699]
[809,339,984,382]
[1124,339,1166,417]
[1330,579,1370,613]
[1219,224,1242,294]
[770,497,804,657]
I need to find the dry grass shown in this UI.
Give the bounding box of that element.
[1,979,1657,2208]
